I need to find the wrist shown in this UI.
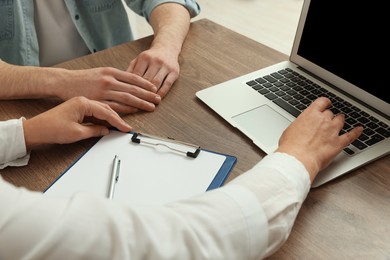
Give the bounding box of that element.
[35,67,73,99]
[151,34,182,57]
[275,147,320,183]
[22,117,47,150]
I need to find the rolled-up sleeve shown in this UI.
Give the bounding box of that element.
[126,0,201,22]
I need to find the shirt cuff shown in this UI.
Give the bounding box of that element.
[144,0,201,21]
[0,118,30,169]
[253,152,311,201]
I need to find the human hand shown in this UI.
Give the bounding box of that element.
[56,67,162,114]
[22,97,132,150]
[127,46,180,99]
[276,97,363,182]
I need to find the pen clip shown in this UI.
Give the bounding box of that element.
[131,132,201,158]
[115,159,121,182]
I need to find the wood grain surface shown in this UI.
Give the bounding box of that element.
[1,19,388,259]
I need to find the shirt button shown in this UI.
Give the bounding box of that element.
[75,14,80,20]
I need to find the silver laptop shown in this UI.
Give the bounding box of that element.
[196,0,390,187]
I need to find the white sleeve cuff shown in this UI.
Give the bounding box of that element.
[0,118,29,169]
[253,152,311,200]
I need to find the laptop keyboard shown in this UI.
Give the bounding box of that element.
[246,68,390,155]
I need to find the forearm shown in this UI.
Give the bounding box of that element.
[229,152,311,258]
[0,60,69,99]
[149,3,191,57]
[0,177,267,259]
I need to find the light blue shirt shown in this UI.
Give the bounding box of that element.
[0,0,200,66]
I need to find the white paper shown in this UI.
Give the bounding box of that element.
[45,131,231,206]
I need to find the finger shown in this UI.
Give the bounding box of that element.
[157,73,176,98]
[113,69,156,92]
[339,126,364,147]
[143,66,162,84]
[323,109,335,120]
[78,125,111,140]
[92,100,122,118]
[157,83,170,99]
[105,90,160,111]
[98,78,160,106]
[151,67,172,89]
[332,113,345,125]
[312,97,332,111]
[86,101,132,132]
[101,100,139,114]
[127,59,136,73]
[130,58,149,77]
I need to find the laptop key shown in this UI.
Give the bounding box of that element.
[365,134,385,146]
[264,75,277,83]
[265,93,278,100]
[376,127,390,138]
[351,139,368,150]
[343,147,355,155]
[246,80,257,86]
[273,98,301,117]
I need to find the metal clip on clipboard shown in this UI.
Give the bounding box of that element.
[131,132,201,158]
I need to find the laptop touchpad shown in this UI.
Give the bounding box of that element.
[232,105,291,148]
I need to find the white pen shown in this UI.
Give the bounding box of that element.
[108,155,121,199]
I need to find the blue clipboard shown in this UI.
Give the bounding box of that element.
[45,131,237,206]
[129,131,237,191]
[205,149,237,190]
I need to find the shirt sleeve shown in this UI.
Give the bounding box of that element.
[229,152,311,257]
[0,152,310,259]
[0,118,30,169]
[126,0,201,22]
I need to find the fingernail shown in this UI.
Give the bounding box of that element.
[155,95,161,103]
[152,86,157,93]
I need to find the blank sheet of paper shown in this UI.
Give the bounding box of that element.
[45,131,235,206]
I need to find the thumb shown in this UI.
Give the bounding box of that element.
[127,59,136,72]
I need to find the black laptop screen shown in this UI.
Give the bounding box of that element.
[297,0,388,104]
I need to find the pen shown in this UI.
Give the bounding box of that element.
[108,155,121,200]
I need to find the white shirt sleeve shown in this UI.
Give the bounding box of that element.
[229,152,311,257]
[0,152,310,259]
[0,118,30,169]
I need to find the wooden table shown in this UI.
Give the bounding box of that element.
[1,19,389,259]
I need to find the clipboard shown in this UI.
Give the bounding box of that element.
[44,130,237,206]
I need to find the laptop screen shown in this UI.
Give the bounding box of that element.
[292,0,389,115]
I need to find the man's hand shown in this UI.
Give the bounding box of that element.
[0,61,162,114]
[126,3,192,99]
[57,67,162,114]
[277,97,363,182]
[127,46,180,99]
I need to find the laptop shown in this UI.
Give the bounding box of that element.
[196,0,390,187]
